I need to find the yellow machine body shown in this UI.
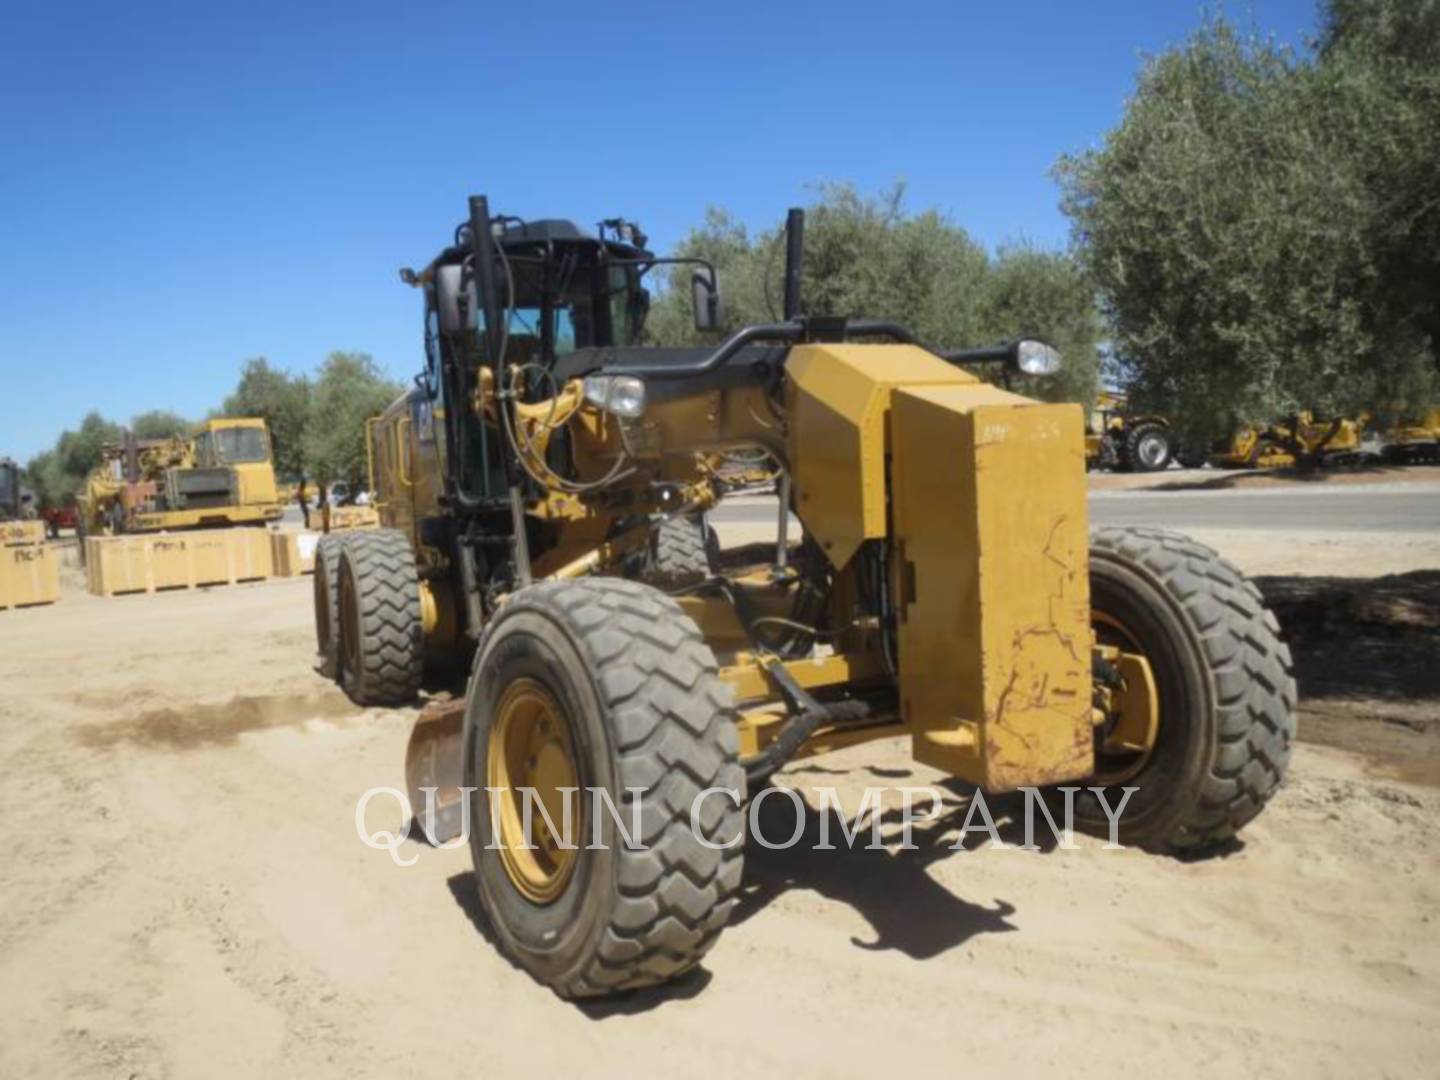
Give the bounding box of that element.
[1385,405,1440,454]
[788,343,1094,790]
[80,418,284,535]
[1210,412,1366,469]
[379,338,1100,794]
[195,417,282,509]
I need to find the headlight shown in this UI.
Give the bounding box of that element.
[583,375,646,418]
[1016,340,1062,375]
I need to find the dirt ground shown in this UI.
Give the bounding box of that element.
[1,526,1437,1078]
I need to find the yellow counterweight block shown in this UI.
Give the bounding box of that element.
[787,343,1094,791]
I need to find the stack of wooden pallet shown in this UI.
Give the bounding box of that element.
[1,520,59,611]
[85,529,274,597]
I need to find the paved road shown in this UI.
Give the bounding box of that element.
[1088,482,1440,533]
[711,483,1440,535]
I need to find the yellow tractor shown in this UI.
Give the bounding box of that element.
[1083,391,1197,471]
[78,418,284,540]
[314,197,1296,998]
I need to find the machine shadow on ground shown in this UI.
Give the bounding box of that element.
[729,784,1042,958]
[1257,571,1440,785]
[440,786,1045,1016]
[444,872,716,1018]
[1257,571,1440,703]
[1147,462,1403,493]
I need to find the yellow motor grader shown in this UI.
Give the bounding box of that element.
[314,196,1296,998]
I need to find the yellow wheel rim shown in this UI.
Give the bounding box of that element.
[1092,611,1161,786]
[486,678,582,904]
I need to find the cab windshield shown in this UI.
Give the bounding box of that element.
[479,242,648,365]
[501,307,578,358]
[212,427,270,464]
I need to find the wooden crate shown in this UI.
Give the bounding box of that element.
[0,542,59,610]
[305,505,379,532]
[1,520,47,547]
[86,529,274,597]
[270,530,320,576]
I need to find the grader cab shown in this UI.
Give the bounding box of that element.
[313,195,1296,998]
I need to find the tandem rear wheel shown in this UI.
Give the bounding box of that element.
[313,529,424,705]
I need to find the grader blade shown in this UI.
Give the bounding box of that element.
[404,697,466,845]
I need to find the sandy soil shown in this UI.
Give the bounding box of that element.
[1,533,1437,1079]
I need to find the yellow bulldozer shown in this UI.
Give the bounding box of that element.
[313,196,1296,998]
[1208,412,1369,470]
[78,417,284,541]
[1382,405,1440,463]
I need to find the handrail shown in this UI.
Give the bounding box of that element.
[609,318,921,380]
[396,416,414,488]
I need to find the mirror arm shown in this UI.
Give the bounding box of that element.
[936,343,1016,365]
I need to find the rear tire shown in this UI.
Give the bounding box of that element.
[337,529,423,705]
[1174,443,1208,469]
[1123,422,1173,472]
[465,578,744,998]
[1075,527,1296,855]
[313,533,347,680]
[640,514,714,589]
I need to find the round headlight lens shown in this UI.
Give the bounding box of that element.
[1016,340,1062,375]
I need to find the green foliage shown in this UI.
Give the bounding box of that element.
[1056,2,1440,434]
[222,358,312,478]
[302,352,404,489]
[129,410,191,441]
[984,245,1101,405]
[646,184,1099,403]
[26,411,123,507]
[26,352,396,504]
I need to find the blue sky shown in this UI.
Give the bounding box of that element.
[0,0,1320,461]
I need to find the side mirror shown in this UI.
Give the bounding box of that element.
[691,268,723,332]
[435,264,477,335]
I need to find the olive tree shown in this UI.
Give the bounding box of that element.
[302,351,403,491]
[647,184,1099,401]
[1055,3,1439,435]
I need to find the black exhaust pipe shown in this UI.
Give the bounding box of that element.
[783,207,804,321]
[468,195,503,366]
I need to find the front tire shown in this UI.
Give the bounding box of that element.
[1124,422,1173,472]
[465,578,744,998]
[1075,527,1296,854]
[336,529,423,705]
